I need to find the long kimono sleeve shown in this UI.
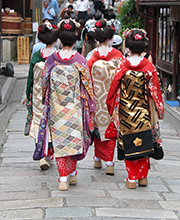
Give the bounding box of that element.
[87,54,97,83]
[75,63,96,112]
[106,67,125,115]
[106,74,120,115]
[147,66,164,119]
[42,62,50,103]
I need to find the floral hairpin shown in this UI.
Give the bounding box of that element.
[45,21,53,30]
[123,28,133,38]
[134,33,143,40]
[131,28,147,37]
[95,20,102,28]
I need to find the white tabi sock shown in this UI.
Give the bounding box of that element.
[106,161,114,166]
[125,178,136,182]
[59,176,68,183]
[69,170,77,176]
[94,156,101,161]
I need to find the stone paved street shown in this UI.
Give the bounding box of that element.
[0,62,180,219]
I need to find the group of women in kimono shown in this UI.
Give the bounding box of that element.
[26,17,164,191]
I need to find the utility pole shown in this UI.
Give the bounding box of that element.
[0,0,2,104]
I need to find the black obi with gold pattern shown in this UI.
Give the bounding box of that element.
[117,70,152,153]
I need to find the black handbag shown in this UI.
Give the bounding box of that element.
[123,129,154,161]
[149,142,164,160]
[149,97,164,160]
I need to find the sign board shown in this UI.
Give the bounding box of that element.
[17,37,30,64]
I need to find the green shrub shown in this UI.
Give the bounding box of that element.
[117,0,145,36]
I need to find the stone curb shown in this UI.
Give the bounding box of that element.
[164,102,180,124]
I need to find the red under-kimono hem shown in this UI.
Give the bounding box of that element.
[56,156,77,177]
[94,137,116,161]
[125,158,150,180]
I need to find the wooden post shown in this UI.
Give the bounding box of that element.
[0,86,2,105]
[33,0,42,23]
[0,0,2,69]
[23,0,25,19]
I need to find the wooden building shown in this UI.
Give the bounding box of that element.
[136,0,180,99]
[2,0,32,18]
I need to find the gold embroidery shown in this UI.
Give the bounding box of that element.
[133,137,142,146]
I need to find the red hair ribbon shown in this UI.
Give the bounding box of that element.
[134,33,143,40]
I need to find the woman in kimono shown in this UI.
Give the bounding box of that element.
[26,21,58,170]
[39,17,96,191]
[88,19,123,176]
[106,29,164,189]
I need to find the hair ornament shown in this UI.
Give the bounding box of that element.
[38,26,42,33]
[134,33,143,40]
[45,21,53,30]
[123,28,133,38]
[52,24,58,30]
[111,25,115,31]
[64,19,70,24]
[140,29,147,37]
[63,19,72,30]
[145,36,149,41]
[74,30,79,36]
[57,18,80,29]
[95,20,102,28]
[71,19,80,28]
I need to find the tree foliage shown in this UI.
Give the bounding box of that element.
[117,0,145,35]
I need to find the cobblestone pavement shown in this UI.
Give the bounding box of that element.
[0,62,180,219]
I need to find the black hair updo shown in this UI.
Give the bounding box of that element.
[38,22,58,45]
[125,29,146,54]
[58,16,81,46]
[94,19,115,43]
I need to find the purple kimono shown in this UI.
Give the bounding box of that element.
[34,51,96,161]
